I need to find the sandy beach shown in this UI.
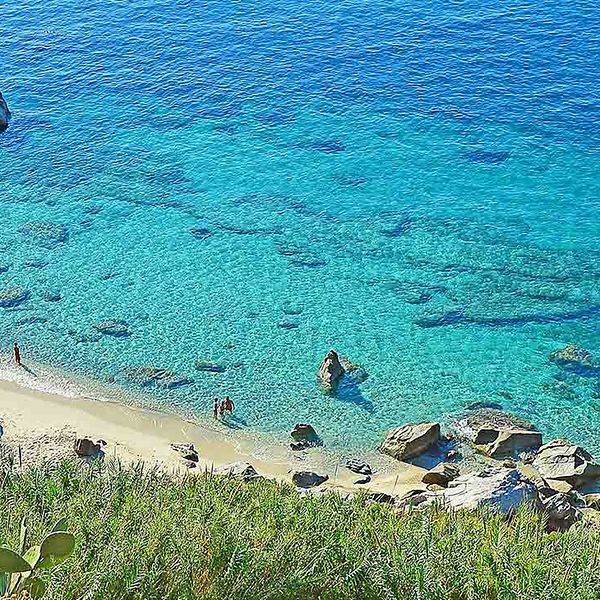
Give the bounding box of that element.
[0,356,427,497]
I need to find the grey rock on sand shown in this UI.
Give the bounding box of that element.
[292,470,329,488]
[0,92,10,132]
[420,467,537,514]
[170,443,199,462]
[317,349,345,393]
[380,422,441,461]
[217,462,261,482]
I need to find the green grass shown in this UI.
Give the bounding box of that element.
[0,460,599,600]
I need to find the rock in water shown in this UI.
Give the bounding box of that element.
[318,349,345,393]
[532,439,600,487]
[289,423,322,450]
[94,320,131,337]
[548,344,600,376]
[0,93,10,132]
[380,422,441,461]
[421,468,537,514]
[292,471,329,488]
[422,463,460,487]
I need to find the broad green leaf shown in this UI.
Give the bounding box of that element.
[0,548,32,573]
[23,576,46,599]
[40,532,75,559]
[23,545,41,569]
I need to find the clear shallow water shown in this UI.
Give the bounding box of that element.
[1,0,600,452]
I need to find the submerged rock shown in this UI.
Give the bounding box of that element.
[43,289,62,302]
[0,92,10,132]
[19,221,69,247]
[549,344,600,376]
[339,356,369,383]
[194,361,226,373]
[124,367,193,389]
[190,226,213,240]
[318,349,345,393]
[380,423,441,461]
[532,439,600,487]
[278,320,299,330]
[94,320,131,337]
[0,287,30,308]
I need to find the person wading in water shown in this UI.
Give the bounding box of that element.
[220,396,235,417]
[13,342,21,366]
[213,397,219,419]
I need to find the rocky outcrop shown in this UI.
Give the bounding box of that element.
[421,468,537,514]
[476,429,543,458]
[422,463,459,487]
[532,439,600,487]
[170,443,198,462]
[217,462,260,481]
[0,92,10,132]
[292,470,329,488]
[123,367,193,389]
[380,422,441,461]
[74,438,104,458]
[0,287,31,308]
[318,350,345,393]
[94,320,131,337]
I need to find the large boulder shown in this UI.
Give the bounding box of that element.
[380,422,441,461]
[317,349,345,393]
[476,429,543,458]
[540,492,581,532]
[422,463,460,487]
[532,439,600,487]
[421,467,537,514]
[0,92,10,132]
[292,470,329,488]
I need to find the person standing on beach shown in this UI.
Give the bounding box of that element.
[213,397,219,419]
[13,342,21,366]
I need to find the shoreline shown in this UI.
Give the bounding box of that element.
[0,356,427,497]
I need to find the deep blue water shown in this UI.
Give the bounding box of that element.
[1,0,600,451]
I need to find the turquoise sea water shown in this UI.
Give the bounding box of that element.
[1,0,600,452]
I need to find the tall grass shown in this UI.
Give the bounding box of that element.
[0,460,598,599]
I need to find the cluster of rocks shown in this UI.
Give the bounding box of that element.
[123,367,193,389]
[317,349,369,393]
[377,413,600,531]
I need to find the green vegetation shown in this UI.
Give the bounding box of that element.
[0,518,75,599]
[0,460,599,600]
